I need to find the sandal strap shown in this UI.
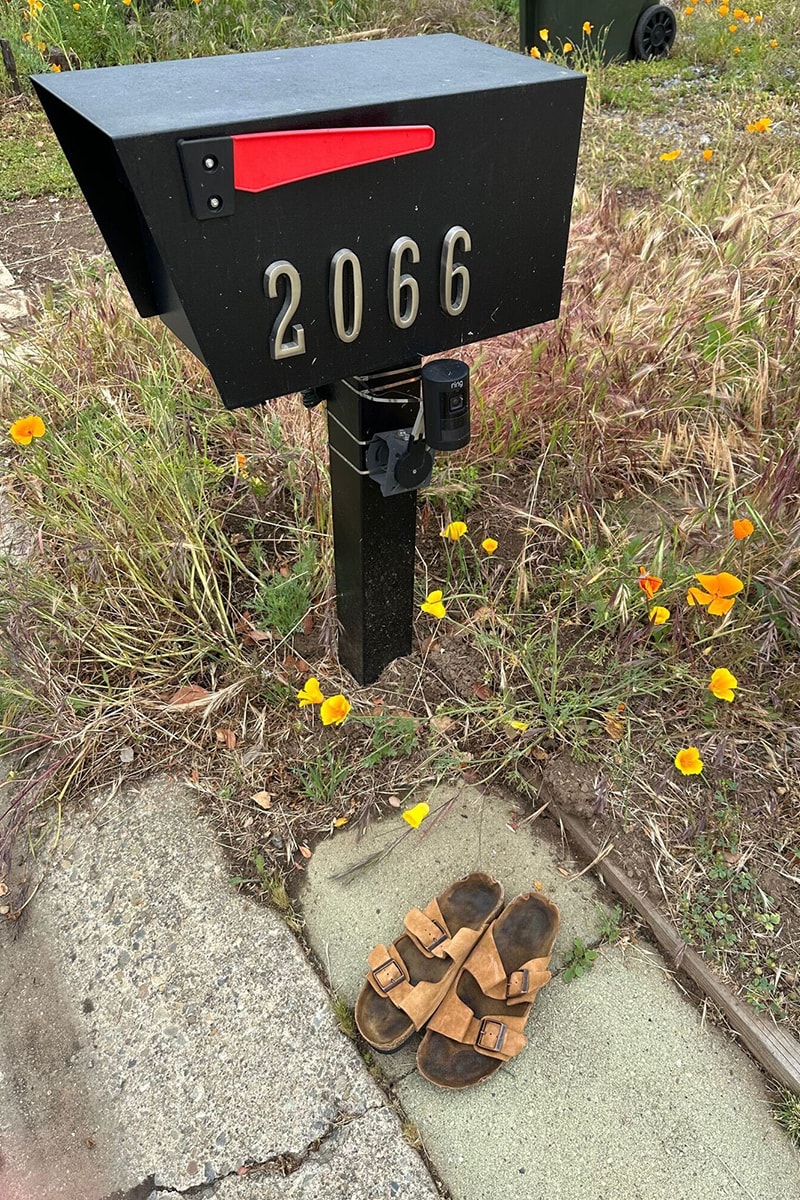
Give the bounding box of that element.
[465,929,552,1005]
[366,942,462,1029]
[426,990,528,1062]
[403,902,452,958]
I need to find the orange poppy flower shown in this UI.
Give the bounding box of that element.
[732,518,754,540]
[675,747,703,775]
[638,566,663,601]
[687,572,743,616]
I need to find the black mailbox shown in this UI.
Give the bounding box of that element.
[33,36,585,683]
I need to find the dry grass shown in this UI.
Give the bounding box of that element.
[1,0,799,1105]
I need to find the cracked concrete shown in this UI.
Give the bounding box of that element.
[0,778,439,1200]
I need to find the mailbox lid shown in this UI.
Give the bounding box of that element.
[32,35,576,138]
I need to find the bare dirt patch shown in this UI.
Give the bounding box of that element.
[0,194,106,293]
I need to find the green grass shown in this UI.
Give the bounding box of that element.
[0,104,76,198]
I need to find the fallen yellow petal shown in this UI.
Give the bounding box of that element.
[402,801,430,828]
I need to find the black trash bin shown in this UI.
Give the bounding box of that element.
[521,1,677,63]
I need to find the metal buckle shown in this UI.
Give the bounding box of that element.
[506,969,530,999]
[476,1017,507,1053]
[421,919,448,952]
[373,957,406,993]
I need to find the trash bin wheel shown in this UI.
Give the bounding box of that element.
[633,5,677,59]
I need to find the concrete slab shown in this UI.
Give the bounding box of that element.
[152,1108,436,1200]
[0,779,438,1200]
[301,785,800,1200]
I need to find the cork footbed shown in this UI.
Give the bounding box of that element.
[416,892,560,1088]
[355,873,504,1052]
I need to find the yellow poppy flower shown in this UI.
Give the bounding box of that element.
[440,521,467,541]
[530,46,541,57]
[481,537,499,555]
[421,590,447,619]
[297,677,325,708]
[320,694,351,726]
[402,801,430,828]
[582,20,593,34]
[708,668,738,702]
[649,606,670,626]
[539,27,549,40]
[675,747,703,775]
[660,148,682,162]
[702,148,714,160]
[563,41,573,52]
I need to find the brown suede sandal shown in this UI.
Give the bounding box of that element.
[415,890,559,1088]
[355,872,504,1053]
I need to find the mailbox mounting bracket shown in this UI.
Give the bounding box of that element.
[178,136,235,220]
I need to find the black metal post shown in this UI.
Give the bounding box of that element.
[325,363,421,685]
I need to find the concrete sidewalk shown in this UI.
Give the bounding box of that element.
[301,785,800,1200]
[0,779,438,1200]
[1,776,799,1200]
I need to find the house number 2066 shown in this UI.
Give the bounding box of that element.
[263,225,472,360]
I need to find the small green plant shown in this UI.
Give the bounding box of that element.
[364,713,418,766]
[775,1089,800,1146]
[293,746,352,808]
[251,541,316,635]
[330,994,356,1040]
[562,937,598,983]
[231,851,292,912]
[597,904,623,945]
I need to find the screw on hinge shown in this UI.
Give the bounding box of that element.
[202,155,218,171]
[207,196,223,211]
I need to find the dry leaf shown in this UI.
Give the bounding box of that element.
[603,711,625,741]
[165,684,212,708]
[215,727,237,750]
[530,746,549,762]
[557,866,570,877]
[722,850,741,866]
[420,636,439,655]
[244,628,272,645]
[298,844,313,859]
[302,612,314,635]
[283,654,312,674]
[279,565,291,578]
[333,816,349,828]
[471,606,496,624]
[234,613,254,634]
[430,715,456,735]
[119,746,134,764]
[251,791,273,810]
[0,882,8,898]
[388,795,402,808]
[472,683,494,701]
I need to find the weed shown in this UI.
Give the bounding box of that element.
[775,1089,800,1147]
[293,746,353,808]
[231,851,292,912]
[251,541,317,636]
[401,1119,422,1149]
[597,904,623,945]
[562,937,598,983]
[330,994,357,1040]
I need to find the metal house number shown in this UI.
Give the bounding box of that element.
[264,224,472,360]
